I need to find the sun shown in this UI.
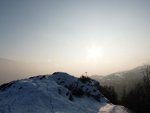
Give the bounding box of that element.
[87,45,102,60]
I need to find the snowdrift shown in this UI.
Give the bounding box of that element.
[0,72,130,113]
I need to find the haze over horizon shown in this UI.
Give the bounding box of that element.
[0,0,150,81]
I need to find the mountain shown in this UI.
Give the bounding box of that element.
[0,58,53,85]
[0,58,37,84]
[0,58,22,84]
[0,72,130,113]
[91,66,146,98]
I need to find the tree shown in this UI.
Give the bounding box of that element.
[100,85,118,104]
[142,65,150,93]
[120,65,150,113]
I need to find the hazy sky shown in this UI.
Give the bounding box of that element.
[0,0,150,76]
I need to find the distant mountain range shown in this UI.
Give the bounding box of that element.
[0,58,42,84]
[0,57,148,99]
[0,58,23,84]
[91,66,146,98]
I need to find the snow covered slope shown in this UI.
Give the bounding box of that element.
[0,72,130,113]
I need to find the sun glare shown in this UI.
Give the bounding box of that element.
[87,45,102,60]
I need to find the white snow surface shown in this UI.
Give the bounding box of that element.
[0,72,130,113]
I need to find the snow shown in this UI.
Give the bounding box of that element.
[0,72,130,113]
[99,104,129,113]
[51,72,105,100]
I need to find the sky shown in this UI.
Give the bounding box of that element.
[0,0,150,77]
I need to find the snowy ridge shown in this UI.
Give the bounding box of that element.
[0,72,130,113]
[51,72,105,101]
